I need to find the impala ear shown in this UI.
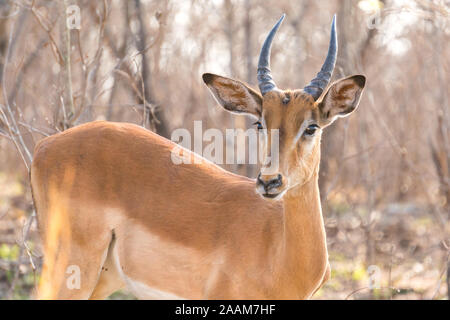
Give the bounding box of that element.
[318,75,366,126]
[202,73,262,118]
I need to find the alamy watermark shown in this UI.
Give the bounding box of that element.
[367,265,381,290]
[170,121,280,175]
[66,4,81,30]
[66,264,81,290]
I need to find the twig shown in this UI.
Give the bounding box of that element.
[0,128,12,140]
[345,286,401,300]
[7,211,36,299]
[18,121,51,137]
[0,209,9,220]
[431,250,450,300]
[388,244,395,300]
[62,0,75,118]
[69,0,108,125]
[0,7,33,169]
[30,0,64,66]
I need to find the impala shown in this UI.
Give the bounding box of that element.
[31,14,365,299]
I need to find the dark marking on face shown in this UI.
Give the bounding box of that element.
[282,93,291,105]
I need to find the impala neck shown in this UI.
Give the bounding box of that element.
[279,170,328,297]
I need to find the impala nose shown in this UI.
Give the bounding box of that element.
[257,173,283,197]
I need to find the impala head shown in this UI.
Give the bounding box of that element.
[203,14,365,200]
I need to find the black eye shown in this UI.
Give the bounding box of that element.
[304,124,319,136]
[253,121,263,130]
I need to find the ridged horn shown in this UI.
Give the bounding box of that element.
[303,14,338,100]
[257,14,285,95]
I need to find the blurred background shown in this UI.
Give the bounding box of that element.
[0,0,448,299]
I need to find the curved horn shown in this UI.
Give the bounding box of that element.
[303,14,338,100]
[257,14,285,95]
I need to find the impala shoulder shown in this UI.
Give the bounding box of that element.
[33,132,60,163]
[32,122,107,162]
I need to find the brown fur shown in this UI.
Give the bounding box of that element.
[31,73,364,300]
[31,121,329,299]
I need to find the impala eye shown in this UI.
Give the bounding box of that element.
[304,124,319,137]
[253,121,263,130]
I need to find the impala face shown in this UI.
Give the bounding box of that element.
[203,14,365,200]
[255,90,323,199]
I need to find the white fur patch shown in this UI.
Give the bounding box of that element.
[122,276,185,300]
[111,237,185,300]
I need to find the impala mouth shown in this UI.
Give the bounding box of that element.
[262,192,280,199]
[259,189,287,201]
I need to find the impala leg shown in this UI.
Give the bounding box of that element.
[37,237,113,300]
[89,234,126,300]
[311,263,331,298]
[36,212,113,300]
